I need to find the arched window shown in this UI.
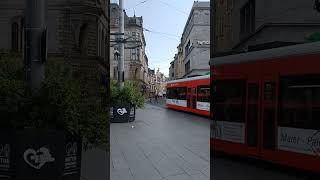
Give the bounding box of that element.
[114,67,118,79]
[20,18,25,52]
[101,29,104,57]
[12,22,19,52]
[135,68,139,79]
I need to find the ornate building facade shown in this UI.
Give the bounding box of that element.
[110,3,149,93]
[0,0,110,178]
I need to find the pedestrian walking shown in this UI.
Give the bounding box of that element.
[155,94,158,103]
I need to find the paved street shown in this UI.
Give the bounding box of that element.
[110,103,210,180]
[211,149,319,180]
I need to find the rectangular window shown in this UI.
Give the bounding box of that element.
[131,49,136,61]
[213,79,246,122]
[278,75,320,130]
[167,87,187,100]
[113,67,118,79]
[197,86,210,102]
[132,32,136,40]
[240,0,255,35]
[185,40,191,57]
[185,61,190,73]
[167,88,178,99]
[177,87,187,100]
[12,23,19,52]
[137,48,140,61]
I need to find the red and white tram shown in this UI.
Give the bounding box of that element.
[210,42,320,173]
[166,75,210,117]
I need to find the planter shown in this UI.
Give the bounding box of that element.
[0,129,82,180]
[110,102,136,123]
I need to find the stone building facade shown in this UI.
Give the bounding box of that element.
[155,69,166,96]
[181,1,210,78]
[0,0,109,67]
[110,3,149,93]
[0,0,110,179]
[212,0,233,54]
[169,43,184,80]
[212,0,320,54]
[147,68,166,97]
[169,60,175,80]
[176,43,184,79]
[147,68,156,97]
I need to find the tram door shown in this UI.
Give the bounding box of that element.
[261,76,277,153]
[187,88,192,108]
[192,88,197,109]
[246,76,277,157]
[246,81,260,156]
[187,87,197,109]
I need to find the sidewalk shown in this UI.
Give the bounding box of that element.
[110,104,210,180]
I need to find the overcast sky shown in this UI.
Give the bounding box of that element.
[110,0,209,76]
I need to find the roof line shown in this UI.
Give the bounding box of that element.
[210,41,320,66]
[166,75,210,84]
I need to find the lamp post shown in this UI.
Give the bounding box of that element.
[118,0,125,90]
[114,49,120,82]
[25,0,47,95]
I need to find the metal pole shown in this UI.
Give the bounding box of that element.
[118,0,125,90]
[25,0,47,95]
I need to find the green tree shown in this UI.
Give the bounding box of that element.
[306,32,320,42]
[111,80,145,108]
[0,52,108,148]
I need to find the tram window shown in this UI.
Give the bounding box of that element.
[213,80,246,123]
[167,88,176,99]
[278,75,320,129]
[172,88,178,99]
[167,87,185,100]
[197,86,210,102]
[177,87,187,100]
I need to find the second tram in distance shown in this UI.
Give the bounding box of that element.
[166,75,210,117]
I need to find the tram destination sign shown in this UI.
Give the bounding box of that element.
[278,127,320,156]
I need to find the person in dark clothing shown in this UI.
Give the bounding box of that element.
[155,94,158,103]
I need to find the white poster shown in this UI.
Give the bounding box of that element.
[166,99,187,107]
[278,127,320,156]
[196,102,210,111]
[211,121,245,144]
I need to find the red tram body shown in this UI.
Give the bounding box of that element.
[166,75,210,117]
[210,42,320,173]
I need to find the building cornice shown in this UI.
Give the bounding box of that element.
[233,23,320,50]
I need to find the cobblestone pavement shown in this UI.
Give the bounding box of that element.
[110,104,210,180]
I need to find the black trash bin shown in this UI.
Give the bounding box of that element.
[110,102,136,123]
[0,129,82,180]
